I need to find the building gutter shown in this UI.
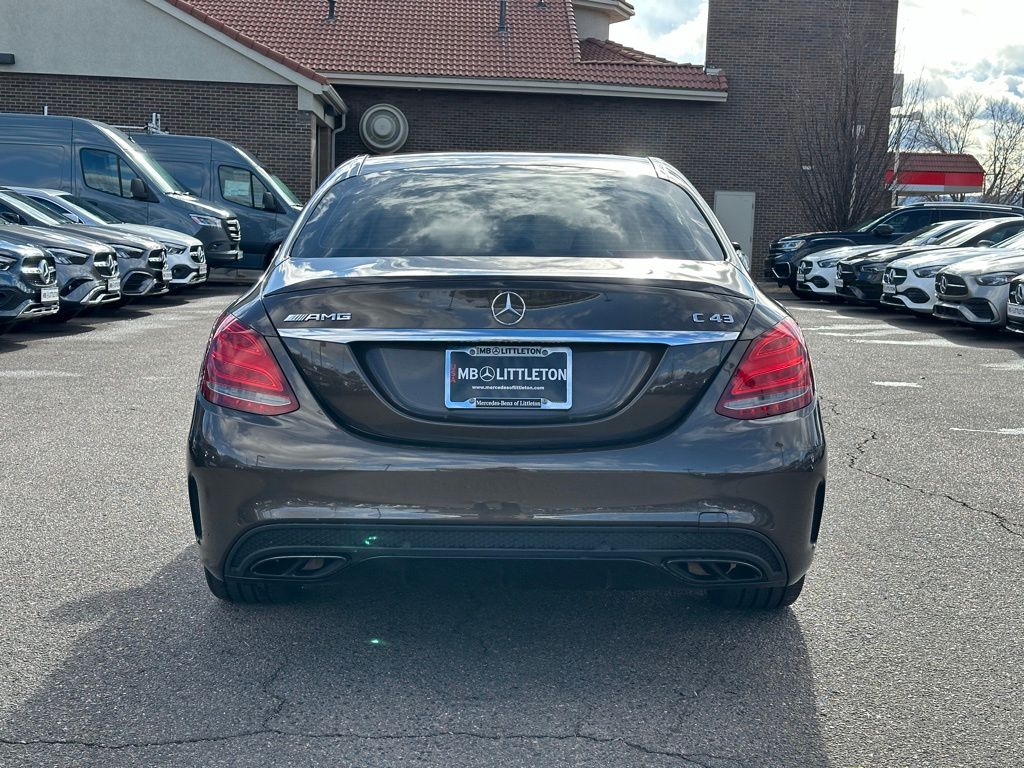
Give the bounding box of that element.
[322,72,728,103]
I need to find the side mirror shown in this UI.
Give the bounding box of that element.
[873,224,895,237]
[0,211,20,225]
[261,191,279,212]
[977,240,994,247]
[130,177,151,201]
[61,212,83,223]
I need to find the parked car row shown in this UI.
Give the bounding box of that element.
[0,112,303,274]
[0,184,206,332]
[780,214,1024,336]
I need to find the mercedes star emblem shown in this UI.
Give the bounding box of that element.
[939,275,948,294]
[1017,283,1024,304]
[491,291,527,326]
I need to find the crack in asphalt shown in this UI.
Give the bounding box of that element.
[0,732,732,766]
[821,399,1024,542]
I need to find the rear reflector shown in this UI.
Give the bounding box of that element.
[716,318,814,420]
[201,315,298,415]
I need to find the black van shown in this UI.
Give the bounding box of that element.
[0,114,243,268]
[131,133,301,271]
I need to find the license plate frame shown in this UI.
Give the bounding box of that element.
[199,263,208,277]
[1008,303,1024,318]
[445,345,572,410]
[161,266,172,282]
[835,277,845,288]
[882,283,896,294]
[40,286,59,304]
[107,277,120,293]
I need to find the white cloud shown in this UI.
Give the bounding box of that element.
[611,2,708,65]
[613,0,1024,103]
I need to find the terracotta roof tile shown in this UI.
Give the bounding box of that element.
[163,0,727,93]
[890,152,985,175]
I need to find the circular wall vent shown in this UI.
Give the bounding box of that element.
[359,104,409,154]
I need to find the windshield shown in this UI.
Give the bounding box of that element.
[855,211,890,232]
[290,167,726,261]
[63,195,121,224]
[893,220,971,246]
[0,190,68,226]
[97,125,191,195]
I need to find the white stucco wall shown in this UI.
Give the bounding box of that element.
[0,0,293,85]
[573,8,611,41]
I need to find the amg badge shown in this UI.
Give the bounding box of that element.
[283,312,352,323]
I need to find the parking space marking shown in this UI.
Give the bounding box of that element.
[0,369,81,379]
[872,381,923,388]
[854,338,960,347]
[950,427,1024,436]
[983,360,1024,370]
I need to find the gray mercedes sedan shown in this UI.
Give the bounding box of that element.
[188,153,827,609]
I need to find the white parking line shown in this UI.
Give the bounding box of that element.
[872,381,923,388]
[854,338,959,347]
[950,427,1024,436]
[0,370,81,379]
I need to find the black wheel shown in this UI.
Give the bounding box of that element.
[203,568,300,604]
[707,577,805,609]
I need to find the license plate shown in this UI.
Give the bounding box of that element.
[835,278,844,288]
[107,277,120,293]
[1008,303,1024,318]
[883,283,896,294]
[40,286,59,304]
[199,263,208,277]
[162,266,172,282]
[445,346,571,410]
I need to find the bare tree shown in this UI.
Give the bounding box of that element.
[916,92,982,154]
[981,98,1024,205]
[788,36,894,230]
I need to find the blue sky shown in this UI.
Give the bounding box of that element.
[614,0,1024,102]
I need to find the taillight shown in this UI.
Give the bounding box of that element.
[200,315,298,415]
[716,318,814,420]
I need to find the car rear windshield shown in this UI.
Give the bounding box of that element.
[290,167,726,261]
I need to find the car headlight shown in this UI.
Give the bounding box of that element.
[818,258,841,269]
[49,248,88,265]
[165,244,187,255]
[190,214,221,228]
[0,254,15,270]
[976,271,1018,286]
[777,240,806,252]
[913,265,944,278]
[862,264,885,273]
[114,246,145,260]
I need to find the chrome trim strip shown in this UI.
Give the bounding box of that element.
[277,328,740,346]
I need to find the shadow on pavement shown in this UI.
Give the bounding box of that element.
[1,550,830,767]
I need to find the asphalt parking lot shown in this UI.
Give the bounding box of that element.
[1,285,1022,768]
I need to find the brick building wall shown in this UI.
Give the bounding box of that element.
[0,73,313,199]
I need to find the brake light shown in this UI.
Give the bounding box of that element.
[716,318,814,420]
[200,315,298,415]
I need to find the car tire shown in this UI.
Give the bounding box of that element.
[203,568,300,604]
[707,577,805,609]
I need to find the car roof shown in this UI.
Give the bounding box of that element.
[900,201,1024,212]
[357,152,658,175]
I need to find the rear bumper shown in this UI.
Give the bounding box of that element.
[221,522,793,589]
[188,400,827,589]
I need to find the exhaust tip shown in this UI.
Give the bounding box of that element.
[250,555,349,579]
[665,559,764,585]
